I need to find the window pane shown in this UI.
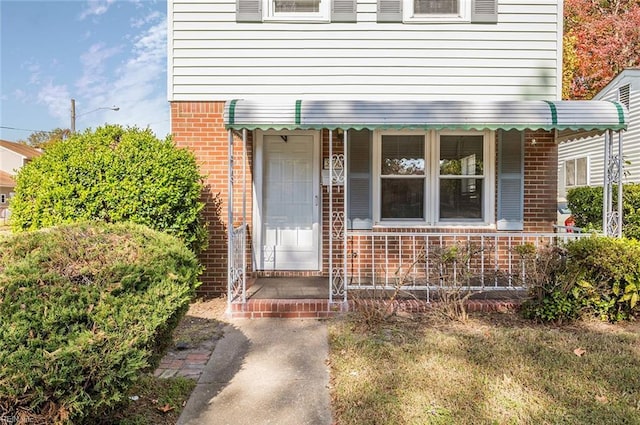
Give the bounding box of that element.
[414,0,458,14]
[440,178,483,219]
[565,160,576,186]
[440,135,484,175]
[381,135,425,175]
[576,157,588,185]
[381,178,424,219]
[274,0,320,12]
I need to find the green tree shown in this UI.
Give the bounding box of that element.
[10,125,207,253]
[17,127,71,149]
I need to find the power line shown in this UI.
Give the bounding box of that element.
[0,126,59,134]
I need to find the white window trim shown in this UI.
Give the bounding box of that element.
[372,129,494,227]
[263,0,330,22]
[404,0,470,23]
[565,156,590,188]
[436,130,494,226]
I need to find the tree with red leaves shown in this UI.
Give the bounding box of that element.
[563,0,640,99]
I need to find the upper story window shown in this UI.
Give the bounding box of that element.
[238,0,496,23]
[406,0,469,22]
[266,0,329,20]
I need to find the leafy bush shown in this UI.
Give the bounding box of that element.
[563,236,640,321]
[10,125,207,253]
[0,222,200,424]
[567,183,640,239]
[523,236,640,322]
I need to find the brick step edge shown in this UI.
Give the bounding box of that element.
[227,298,521,319]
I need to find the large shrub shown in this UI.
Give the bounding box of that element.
[567,183,640,239]
[10,125,207,253]
[0,222,200,424]
[523,236,640,322]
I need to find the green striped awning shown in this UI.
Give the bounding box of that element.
[224,100,627,138]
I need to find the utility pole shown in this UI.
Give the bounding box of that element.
[71,98,76,133]
[70,99,119,133]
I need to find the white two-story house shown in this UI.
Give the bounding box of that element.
[168,0,627,315]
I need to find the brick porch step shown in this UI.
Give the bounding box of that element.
[227,298,521,319]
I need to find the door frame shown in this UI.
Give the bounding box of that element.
[253,129,322,271]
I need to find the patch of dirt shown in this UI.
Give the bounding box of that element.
[172,297,228,347]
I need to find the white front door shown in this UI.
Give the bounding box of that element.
[261,134,320,270]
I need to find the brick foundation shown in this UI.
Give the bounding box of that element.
[227,298,521,318]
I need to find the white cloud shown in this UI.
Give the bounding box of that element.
[76,43,121,98]
[130,10,162,28]
[79,0,117,20]
[75,16,169,138]
[37,81,70,121]
[13,89,26,101]
[21,60,42,85]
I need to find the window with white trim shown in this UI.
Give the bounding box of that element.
[373,130,494,225]
[439,134,484,220]
[405,0,469,22]
[380,135,426,220]
[565,156,588,187]
[265,0,329,20]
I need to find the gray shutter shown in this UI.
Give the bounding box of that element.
[471,0,497,23]
[332,0,357,22]
[377,0,402,22]
[237,0,262,22]
[497,129,524,231]
[348,130,372,230]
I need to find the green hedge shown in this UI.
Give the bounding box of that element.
[10,125,207,253]
[0,222,200,424]
[523,236,640,322]
[567,183,640,239]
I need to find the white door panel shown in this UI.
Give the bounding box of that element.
[262,134,319,270]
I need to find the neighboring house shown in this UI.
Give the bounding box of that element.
[0,139,41,222]
[558,68,640,199]
[167,0,628,306]
[0,170,14,222]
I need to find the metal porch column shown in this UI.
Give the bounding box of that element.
[329,129,346,303]
[227,129,234,306]
[603,129,624,237]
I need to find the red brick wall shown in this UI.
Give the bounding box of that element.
[171,101,253,296]
[523,130,557,232]
[170,103,558,295]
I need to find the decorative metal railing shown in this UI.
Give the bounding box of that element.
[345,231,588,297]
[229,224,247,303]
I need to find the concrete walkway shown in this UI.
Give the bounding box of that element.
[177,318,333,425]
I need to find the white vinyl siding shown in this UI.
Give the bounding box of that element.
[558,70,640,198]
[169,0,562,101]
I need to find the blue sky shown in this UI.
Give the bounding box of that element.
[0,0,169,142]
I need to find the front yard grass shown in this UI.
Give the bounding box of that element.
[329,312,640,425]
